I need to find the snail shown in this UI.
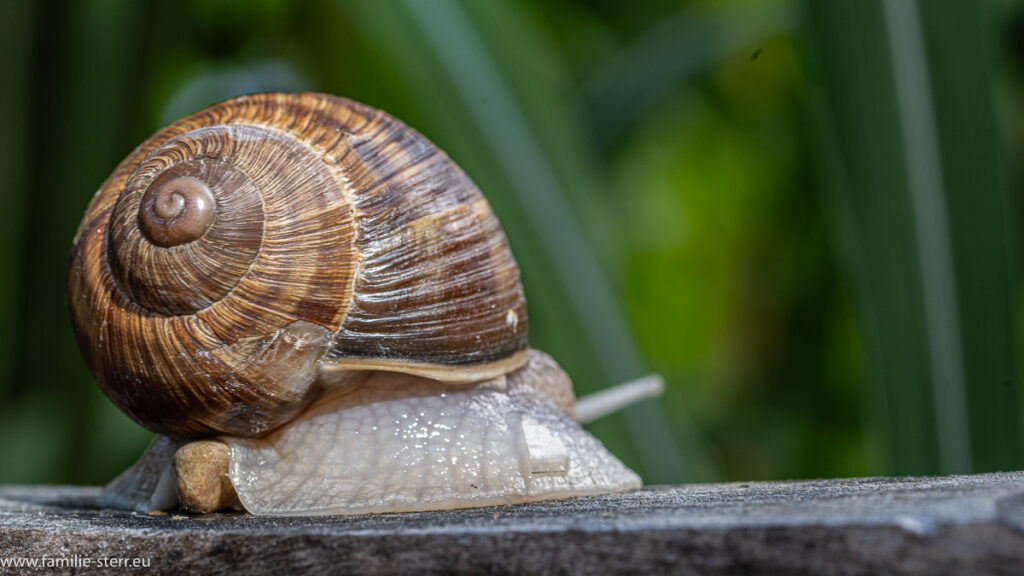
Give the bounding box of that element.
[68,92,655,515]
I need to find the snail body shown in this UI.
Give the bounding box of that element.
[69,93,641,515]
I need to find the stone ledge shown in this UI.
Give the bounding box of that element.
[2,472,1024,574]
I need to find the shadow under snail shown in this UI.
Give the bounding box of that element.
[67,92,660,516]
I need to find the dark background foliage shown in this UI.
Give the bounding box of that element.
[1,0,1022,486]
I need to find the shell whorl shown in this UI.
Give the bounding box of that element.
[104,120,356,335]
[68,93,529,439]
[137,172,216,248]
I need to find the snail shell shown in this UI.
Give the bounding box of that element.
[68,92,528,439]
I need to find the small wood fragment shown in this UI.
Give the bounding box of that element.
[173,440,237,513]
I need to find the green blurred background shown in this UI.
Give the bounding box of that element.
[1,0,1023,486]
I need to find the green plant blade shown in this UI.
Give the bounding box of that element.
[580,0,795,150]
[804,0,1021,474]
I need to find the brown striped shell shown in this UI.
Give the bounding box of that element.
[68,93,529,439]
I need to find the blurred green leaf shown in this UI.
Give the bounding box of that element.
[917,0,1021,472]
[159,60,309,124]
[0,0,32,404]
[580,0,795,150]
[805,0,1021,474]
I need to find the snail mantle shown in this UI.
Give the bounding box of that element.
[3,472,1024,575]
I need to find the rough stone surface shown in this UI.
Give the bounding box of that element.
[2,472,1024,574]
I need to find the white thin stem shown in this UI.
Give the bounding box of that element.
[575,375,665,425]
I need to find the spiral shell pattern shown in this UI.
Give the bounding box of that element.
[68,93,528,438]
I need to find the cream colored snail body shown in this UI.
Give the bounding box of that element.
[68,92,648,516]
